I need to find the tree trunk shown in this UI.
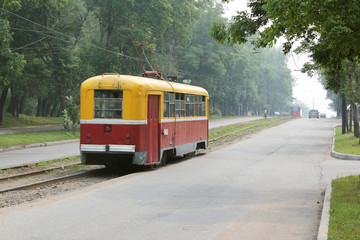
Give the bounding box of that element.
[341,93,347,134]
[354,106,359,138]
[36,97,43,117]
[350,78,359,137]
[59,86,66,112]
[0,87,9,125]
[7,87,16,116]
[349,107,352,133]
[19,90,27,114]
[45,101,51,116]
[50,103,58,117]
[352,63,360,143]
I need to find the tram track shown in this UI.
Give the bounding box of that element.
[0,164,133,209]
[0,168,103,193]
[0,163,83,183]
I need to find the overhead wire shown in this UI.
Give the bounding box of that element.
[1,7,215,83]
[0,7,137,60]
[9,36,48,52]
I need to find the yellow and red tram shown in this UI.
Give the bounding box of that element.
[80,73,209,167]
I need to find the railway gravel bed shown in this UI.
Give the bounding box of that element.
[0,160,138,209]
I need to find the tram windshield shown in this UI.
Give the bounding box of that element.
[94,90,123,118]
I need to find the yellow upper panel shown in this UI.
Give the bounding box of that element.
[80,74,209,120]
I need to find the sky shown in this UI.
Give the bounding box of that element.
[222,0,336,117]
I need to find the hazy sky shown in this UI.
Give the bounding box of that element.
[222,0,336,116]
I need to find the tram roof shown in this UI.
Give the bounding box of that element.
[81,74,209,96]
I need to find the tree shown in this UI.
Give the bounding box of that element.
[0,8,25,125]
[7,0,85,115]
[174,2,293,116]
[211,0,360,76]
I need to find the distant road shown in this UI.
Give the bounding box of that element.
[0,117,263,169]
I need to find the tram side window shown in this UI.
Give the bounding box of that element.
[170,92,175,117]
[94,90,123,118]
[175,93,185,117]
[195,95,200,116]
[163,92,169,117]
[201,96,206,116]
[163,92,175,118]
[185,94,190,117]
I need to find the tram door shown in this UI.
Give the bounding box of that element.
[147,95,160,163]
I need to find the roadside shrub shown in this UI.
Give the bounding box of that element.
[62,96,79,129]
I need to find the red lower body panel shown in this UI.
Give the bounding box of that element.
[80,119,208,165]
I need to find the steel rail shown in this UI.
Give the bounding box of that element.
[0,168,105,193]
[0,163,82,182]
[209,122,269,142]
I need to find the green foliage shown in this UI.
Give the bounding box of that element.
[0,18,25,87]
[62,96,79,129]
[212,0,360,76]
[0,0,294,120]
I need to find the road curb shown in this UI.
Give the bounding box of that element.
[317,184,332,240]
[0,139,79,153]
[331,126,360,161]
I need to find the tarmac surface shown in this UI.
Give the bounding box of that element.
[0,118,359,240]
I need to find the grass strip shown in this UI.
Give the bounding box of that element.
[328,175,360,240]
[334,126,360,155]
[1,113,62,128]
[0,156,80,173]
[209,117,293,141]
[0,129,79,148]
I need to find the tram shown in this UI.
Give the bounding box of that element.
[80,73,209,167]
[290,105,301,116]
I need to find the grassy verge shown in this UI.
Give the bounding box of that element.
[209,117,293,140]
[0,156,80,173]
[328,175,360,240]
[0,129,79,148]
[1,113,62,128]
[334,126,360,155]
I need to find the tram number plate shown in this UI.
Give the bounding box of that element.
[163,129,169,136]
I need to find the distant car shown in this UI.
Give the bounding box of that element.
[280,112,290,116]
[274,112,280,116]
[320,113,326,118]
[309,110,319,118]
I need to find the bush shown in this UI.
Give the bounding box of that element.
[62,96,79,130]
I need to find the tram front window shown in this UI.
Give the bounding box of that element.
[94,90,123,118]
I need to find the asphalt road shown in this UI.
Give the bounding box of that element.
[1,118,359,240]
[0,116,263,169]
